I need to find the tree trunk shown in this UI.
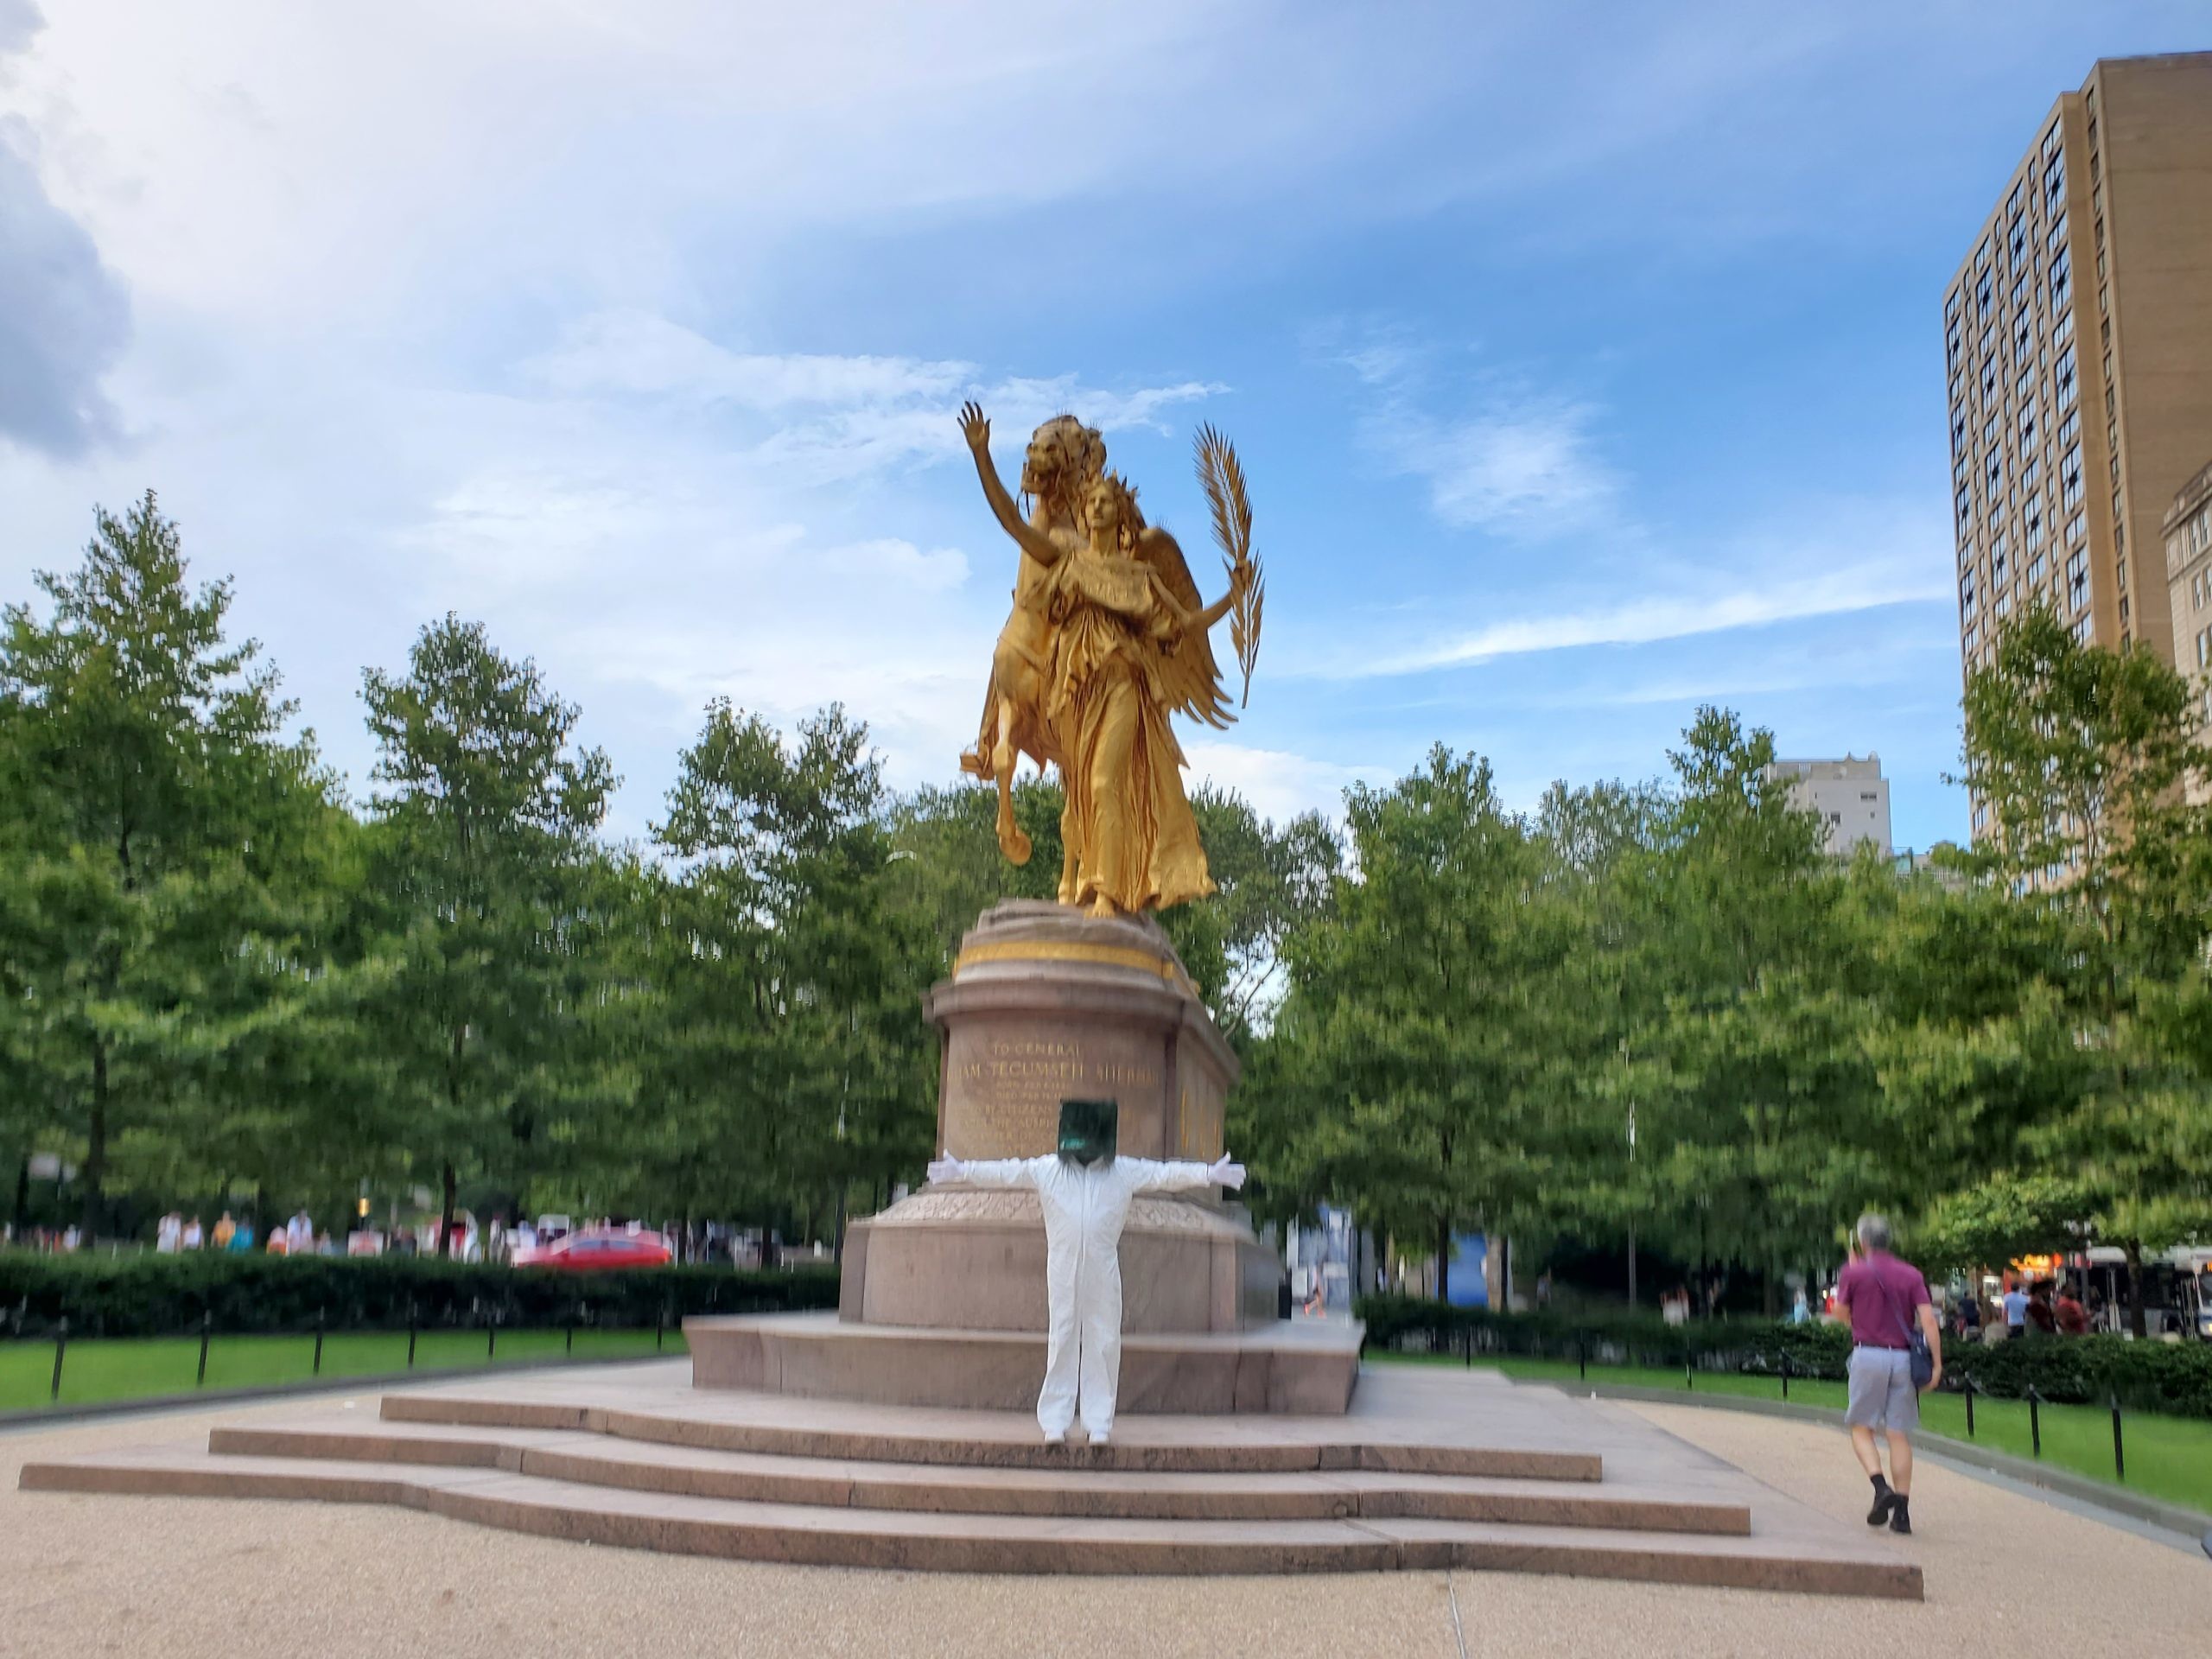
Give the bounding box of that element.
[11,1153,29,1239]
[82,1040,109,1241]
[440,1161,459,1260]
[1433,1217,1451,1304]
[2124,1240,2148,1339]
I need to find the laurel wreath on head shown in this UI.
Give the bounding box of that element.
[1192,423,1262,708]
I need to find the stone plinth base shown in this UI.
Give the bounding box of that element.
[847,899,1278,1337]
[687,1311,1364,1414]
[841,1187,1279,1332]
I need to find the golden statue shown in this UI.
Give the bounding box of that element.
[957,401,1261,916]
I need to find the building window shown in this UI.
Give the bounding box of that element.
[2025,497,2044,550]
[1993,536,2009,586]
[1947,318,1963,365]
[2050,245,2072,308]
[2044,148,2065,206]
[2058,407,2080,449]
[1977,269,1994,321]
[2074,613,2093,644]
[2018,404,2037,449]
[2067,549,2089,611]
[1966,623,1981,652]
[2061,443,2083,510]
[2198,631,2209,671]
[2028,552,2046,586]
[1961,571,1977,618]
[2013,314,2033,365]
[2044,119,2063,162]
[1982,357,1999,404]
[2046,212,2068,255]
[2016,365,2033,404]
[1956,485,1974,525]
[2054,309,2074,348]
[1988,450,2005,493]
[2066,510,2086,545]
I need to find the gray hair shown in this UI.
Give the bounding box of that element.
[1855,1212,1892,1253]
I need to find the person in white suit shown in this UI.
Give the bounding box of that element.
[926,1098,1245,1446]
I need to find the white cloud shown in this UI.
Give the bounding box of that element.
[1183,740,1370,826]
[1344,558,1949,678]
[1384,398,1615,533]
[525,310,973,410]
[1324,323,1616,537]
[822,537,969,593]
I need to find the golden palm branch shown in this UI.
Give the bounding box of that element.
[1192,423,1262,708]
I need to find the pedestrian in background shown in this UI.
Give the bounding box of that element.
[2056,1281,2089,1335]
[1836,1212,1942,1536]
[2000,1279,2029,1338]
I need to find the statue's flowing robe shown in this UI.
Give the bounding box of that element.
[1045,550,1214,912]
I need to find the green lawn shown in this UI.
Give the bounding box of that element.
[1372,1350,2212,1516]
[1,1326,685,1414]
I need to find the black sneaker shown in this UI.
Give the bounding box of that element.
[1889,1503,1912,1536]
[1866,1485,1897,1526]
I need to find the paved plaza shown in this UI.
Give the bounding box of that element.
[5,1370,2207,1658]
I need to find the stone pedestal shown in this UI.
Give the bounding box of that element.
[842,899,1278,1334]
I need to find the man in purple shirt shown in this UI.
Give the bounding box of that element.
[1835,1212,1942,1535]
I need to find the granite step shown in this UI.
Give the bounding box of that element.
[206,1420,1748,1533]
[17,1448,1920,1596]
[378,1391,1604,1481]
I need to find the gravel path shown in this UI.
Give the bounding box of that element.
[3,1383,2206,1658]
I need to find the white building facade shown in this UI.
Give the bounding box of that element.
[1769,755,1893,859]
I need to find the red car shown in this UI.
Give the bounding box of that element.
[512,1228,671,1271]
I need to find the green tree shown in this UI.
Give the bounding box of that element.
[1934,607,2212,1331]
[0,493,333,1238]
[649,702,932,1244]
[1624,709,1882,1313]
[1257,747,1580,1300]
[354,615,615,1255]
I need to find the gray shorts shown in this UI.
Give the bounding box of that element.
[1846,1345,1919,1432]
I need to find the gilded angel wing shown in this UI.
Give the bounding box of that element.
[1134,524,1235,730]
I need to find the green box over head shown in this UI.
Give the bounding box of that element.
[1057,1097,1118,1167]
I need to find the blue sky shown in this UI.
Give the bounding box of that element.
[3,2,2206,851]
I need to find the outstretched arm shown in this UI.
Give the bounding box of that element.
[1122,1154,1247,1194]
[959,403,1064,568]
[927,1154,1040,1189]
[1192,563,1252,632]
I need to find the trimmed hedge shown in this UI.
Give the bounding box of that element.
[0,1252,839,1338]
[1354,1294,2212,1419]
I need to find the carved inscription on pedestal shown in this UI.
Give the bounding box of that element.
[944,1022,1163,1157]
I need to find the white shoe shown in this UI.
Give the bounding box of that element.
[1088,1433,1110,1448]
[1042,1429,1067,1446]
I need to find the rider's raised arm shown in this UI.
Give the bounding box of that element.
[960,402,1065,567]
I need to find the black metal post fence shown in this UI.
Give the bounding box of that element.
[1371,1320,2148,1486]
[14,1295,796,1412]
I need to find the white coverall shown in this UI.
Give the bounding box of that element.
[929,1153,1236,1441]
